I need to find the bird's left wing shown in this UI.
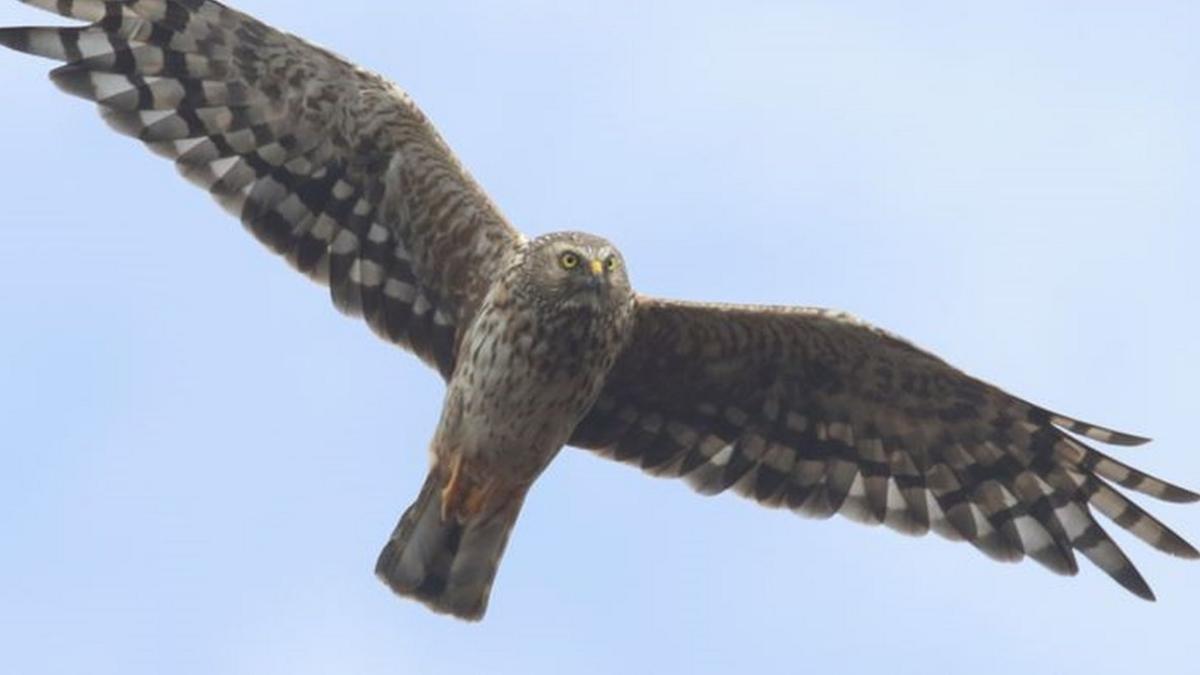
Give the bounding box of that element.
[0,0,524,378]
[570,296,1198,599]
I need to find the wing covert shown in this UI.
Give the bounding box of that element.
[571,297,1198,599]
[0,0,524,377]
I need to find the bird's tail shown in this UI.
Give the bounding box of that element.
[375,470,526,621]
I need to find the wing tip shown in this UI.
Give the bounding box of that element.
[1106,555,1157,602]
[1048,413,1152,447]
[1156,483,1200,505]
[48,63,96,100]
[1113,432,1153,447]
[1127,574,1157,602]
[1028,545,1080,577]
[1172,538,1200,560]
[0,27,35,55]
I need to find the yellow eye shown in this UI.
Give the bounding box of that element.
[605,256,619,271]
[560,252,580,270]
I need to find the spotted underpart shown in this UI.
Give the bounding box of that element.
[572,299,1198,600]
[0,0,523,378]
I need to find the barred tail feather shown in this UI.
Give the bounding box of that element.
[375,472,525,621]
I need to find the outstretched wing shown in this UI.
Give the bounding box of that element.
[570,297,1199,599]
[0,0,523,377]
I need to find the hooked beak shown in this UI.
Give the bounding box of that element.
[578,258,606,293]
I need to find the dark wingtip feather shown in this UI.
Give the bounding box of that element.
[1028,544,1079,577]
[1112,432,1152,447]
[48,63,97,100]
[1157,483,1200,505]
[98,107,152,139]
[0,27,34,54]
[1170,536,1200,560]
[1050,412,1152,447]
[1108,429,1147,446]
[1116,565,1156,602]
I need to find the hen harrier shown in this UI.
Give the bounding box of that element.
[1,0,1194,620]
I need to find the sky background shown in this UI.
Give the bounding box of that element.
[1,1,1197,673]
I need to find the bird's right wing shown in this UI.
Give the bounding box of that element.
[571,296,1198,599]
[0,0,525,378]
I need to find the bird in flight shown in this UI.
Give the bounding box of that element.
[2,0,1195,621]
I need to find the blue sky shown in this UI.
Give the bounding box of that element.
[1,1,1197,673]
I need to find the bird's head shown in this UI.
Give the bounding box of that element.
[519,231,631,309]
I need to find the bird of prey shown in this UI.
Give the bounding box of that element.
[1,0,1195,621]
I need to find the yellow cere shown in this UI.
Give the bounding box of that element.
[589,259,604,275]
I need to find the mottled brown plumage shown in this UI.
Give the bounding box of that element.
[2,0,1196,621]
[375,233,634,618]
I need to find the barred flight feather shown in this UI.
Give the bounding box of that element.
[0,0,524,379]
[571,298,1198,601]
